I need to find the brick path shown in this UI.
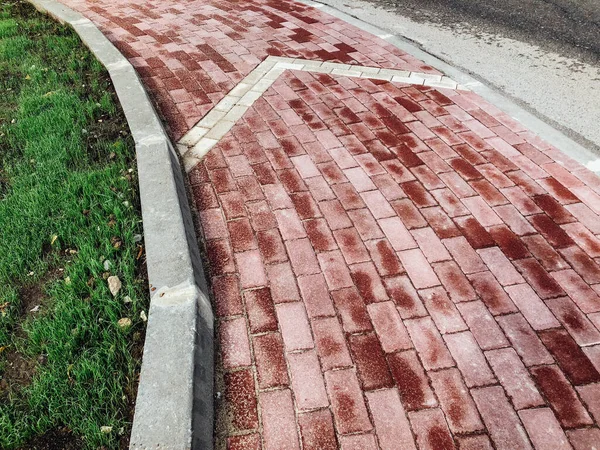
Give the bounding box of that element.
[59,0,600,448]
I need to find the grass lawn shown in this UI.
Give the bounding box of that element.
[0,1,148,448]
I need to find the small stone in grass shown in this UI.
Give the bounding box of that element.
[117,318,131,329]
[140,310,147,322]
[108,276,121,296]
[100,426,112,434]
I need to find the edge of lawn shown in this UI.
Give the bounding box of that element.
[25,0,215,448]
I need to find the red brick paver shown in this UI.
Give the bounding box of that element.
[59,0,600,448]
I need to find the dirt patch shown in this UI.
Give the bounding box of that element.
[0,351,36,396]
[17,426,84,450]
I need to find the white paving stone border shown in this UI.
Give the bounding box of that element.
[177,55,466,171]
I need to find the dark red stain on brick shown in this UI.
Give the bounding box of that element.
[224,369,259,431]
[335,391,358,426]
[220,192,246,219]
[280,137,305,157]
[543,177,581,203]
[531,365,592,428]
[351,269,378,304]
[213,274,243,317]
[319,162,346,184]
[349,333,394,391]
[227,433,261,450]
[252,162,278,185]
[279,169,308,193]
[376,130,402,148]
[488,225,530,260]
[563,309,584,331]
[245,287,278,333]
[192,183,219,211]
[560,246,600,284]
[530,214,575,248]
[539,329,600,385]
[455,216,495,249]
[210,168,237,193]
[393,145,424,168]
[395,96,423,113]
[508,171,545,196]
[470,179,507,206]
[257,229,285,264]
[481,149,518,172]
[368,141,396,162]
[206,239,235,275]
[337,106,361,125]
[401,181,436,207]
[427,426,455,450]
[305,219,336,252]
[332,288,373,333]
[446,382,467,425]
[449,158,482,181]
[421,207,462,239]
[453,144,486,165]
[253,333,289,388]
[385,160,413,181]
[298,410,338,450]
[228,219,255,252]
[392,199,428,229]
[515,258,565,299]
[534,194,575,224]
[291,192,320,219]
[376,240,403,275]
[469,272,516,315]
[388,352,427,410]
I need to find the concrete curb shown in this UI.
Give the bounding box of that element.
[25,1,214,448]
[301,0,600,174]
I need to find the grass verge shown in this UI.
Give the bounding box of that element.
[0,1,148,448]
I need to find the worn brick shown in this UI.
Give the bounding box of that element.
[539,329,600,385]
[366,389,417,450]
[298,409,338,450]
[224,369,258,432]
[405,317,454,370]
[430,368,484,434]
[456,300,509,350]
[325,368,373,434]
[546,296,600,346]
[485,348,544,410]
[471,386,532,450]
[367,301,412,352]
[531,365,593,428]
[408,408,455,450]
[276,302,313,351]
[260,389,301,450]
[518,408,572,450]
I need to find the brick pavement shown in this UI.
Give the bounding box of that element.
[58,0,600,448]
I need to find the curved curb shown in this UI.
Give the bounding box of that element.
[301,0,600,174]
[26,1,214,448]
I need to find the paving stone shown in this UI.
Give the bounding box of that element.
[73,0,600,444]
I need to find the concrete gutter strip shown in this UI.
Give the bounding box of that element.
[26,1,214,449]
[302,0,600,173]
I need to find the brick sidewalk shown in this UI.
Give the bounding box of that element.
[60,0,600,448]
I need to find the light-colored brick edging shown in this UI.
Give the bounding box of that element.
[26,0,214,449]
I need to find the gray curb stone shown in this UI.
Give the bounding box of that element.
[25,1,214,448]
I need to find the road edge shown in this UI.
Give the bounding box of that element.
[302,0,600,173]
[25,1,214,448]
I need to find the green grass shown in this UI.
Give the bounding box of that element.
[0,1,148,448]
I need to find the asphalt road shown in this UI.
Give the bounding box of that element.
[316,0,600,154]
[364,0,600,64]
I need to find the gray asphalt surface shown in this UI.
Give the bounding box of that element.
[368,0,600,64]
[316,0,600,155]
